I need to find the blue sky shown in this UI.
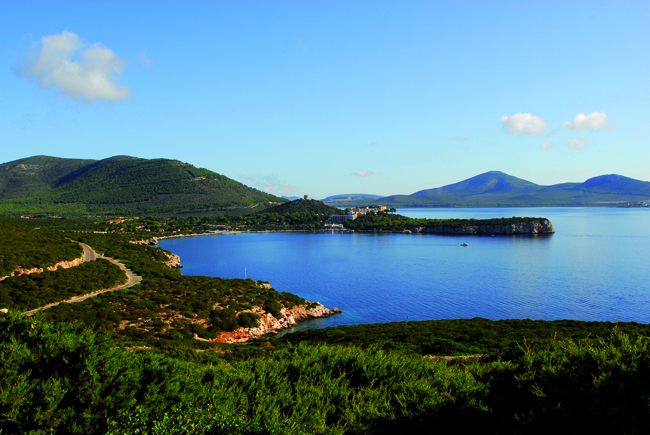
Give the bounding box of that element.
[2,1,648,198]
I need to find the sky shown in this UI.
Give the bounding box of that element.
[1,1,648,198]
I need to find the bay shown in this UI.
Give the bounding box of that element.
[157,207,650,331]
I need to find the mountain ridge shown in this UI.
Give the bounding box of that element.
[323,171,650,208]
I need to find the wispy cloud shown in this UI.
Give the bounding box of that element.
[350,170,374,177]
[15,30,131,103]
[563,112,615,131]
[628,133,642,138]
[139,52,153,69]
[541,141,553,150]
[361,141,379,147]
[238,174,300,195]
[501,113,547,135]
[567,137,587,150]
[452,136,468,141]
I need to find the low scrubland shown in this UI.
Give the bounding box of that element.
[2,311,650,434]
[2,217,649,434]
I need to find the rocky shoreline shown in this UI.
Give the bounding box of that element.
[197,301,341,344]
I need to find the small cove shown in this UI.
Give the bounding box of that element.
[157,207,650,331]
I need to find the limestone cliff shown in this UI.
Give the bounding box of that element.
[204,302,341,344]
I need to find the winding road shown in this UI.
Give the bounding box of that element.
[79,241,97,262]
[24,243,142,316]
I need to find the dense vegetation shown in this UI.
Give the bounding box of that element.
[41,273,305,342]
[0,260,126,311]
[208,199,343,231]
[0,222,82,276]
[3,311,650,434]
[0,219,310,343]
[256,199,342,216]
[279,317,650,359]
[0,155,95,200]
[0,155,287,217]
[343,212,547,232]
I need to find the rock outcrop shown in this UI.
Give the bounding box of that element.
[206,302,340,344]
[0,255,85,281]
[129,237,159,245]
[162,252,182,268]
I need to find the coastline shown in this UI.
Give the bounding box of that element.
[198,302,342,344]
[134,218,555,245]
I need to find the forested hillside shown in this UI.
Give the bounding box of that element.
[0,155,287,216]
[0,221,82,275]
[255,198,341,216]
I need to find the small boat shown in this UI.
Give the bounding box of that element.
[461,243,468,247]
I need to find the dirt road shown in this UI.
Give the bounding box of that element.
[24,247,142,316]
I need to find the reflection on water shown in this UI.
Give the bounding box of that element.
[158,207,650,331]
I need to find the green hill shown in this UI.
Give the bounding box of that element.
[254,198,342,216]
[0,155,287,217]
[0,155,95,200]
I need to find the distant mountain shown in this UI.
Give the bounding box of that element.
[322,193,386,207]
[281,195,301,200]
[0,155,287,216]
[412,171,538,196]
[377,171,650,207]
[324,193,383,200]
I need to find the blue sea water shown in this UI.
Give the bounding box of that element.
[157,208,650,330]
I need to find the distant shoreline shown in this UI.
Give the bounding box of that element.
[144,221,555,245]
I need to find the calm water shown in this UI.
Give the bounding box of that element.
[158,208,650,330]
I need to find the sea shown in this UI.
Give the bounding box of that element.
[157,207,650,331]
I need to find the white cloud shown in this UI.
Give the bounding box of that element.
[350,170,374,177]
[238,174,300,195]
[139,52,153,69]
[628,133,642,138]
[452,136,468,141]
[501,113,547,135]
[567,137,587,150]
[16,30,131,103]
[542,141,553,150]
[563,112,615,131]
